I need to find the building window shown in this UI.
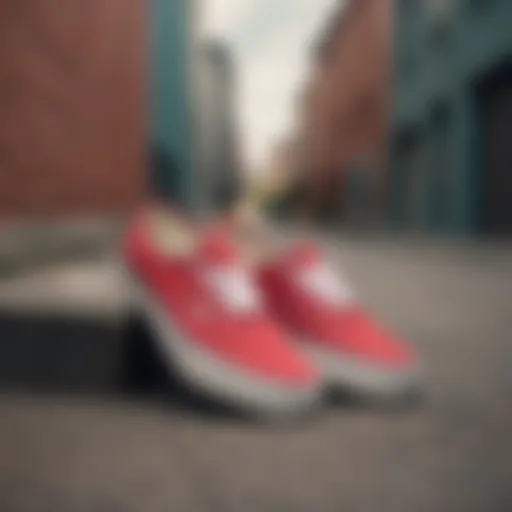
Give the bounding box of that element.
[430,19,452,47]
[468,0,491,11]
[428,100,453,228]
[428,0,458,19]
[398,0,420,17]
[398,52,416,80]
[428,0,457,47]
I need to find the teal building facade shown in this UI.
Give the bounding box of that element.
[150,0,196,206]
[390,0,512,234]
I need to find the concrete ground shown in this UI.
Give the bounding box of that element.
[1,235,512,512]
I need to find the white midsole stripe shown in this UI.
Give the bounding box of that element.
[126,273,321,411]
[297,340,422,396]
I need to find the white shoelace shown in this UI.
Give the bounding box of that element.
[202,266,261,314]
[295,263,353,307]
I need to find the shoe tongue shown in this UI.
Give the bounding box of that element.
[280,241,355,307]
[281,241,323,270]
[196,227,261,313]
[197,228,239,268]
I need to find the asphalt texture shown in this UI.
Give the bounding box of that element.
[0,235,511,512]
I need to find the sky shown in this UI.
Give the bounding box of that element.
[201,0,340,173]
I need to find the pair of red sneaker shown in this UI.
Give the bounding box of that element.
[123,206,420,416]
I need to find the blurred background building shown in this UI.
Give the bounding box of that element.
[0,0,146,218]
[150,0,198,207]
[0,0,240,220]
[1,0,512,238]
[195,40,241,213]
[390,0,512,235]
[298,0,391,224]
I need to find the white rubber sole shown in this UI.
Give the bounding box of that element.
[127,275,323,416]
[298,341,422,399]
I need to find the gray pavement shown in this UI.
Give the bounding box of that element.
[1,236,512,511]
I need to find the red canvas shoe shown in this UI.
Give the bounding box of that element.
[229,205,420,398]
[122,207,322,415]
[256,241,421,398]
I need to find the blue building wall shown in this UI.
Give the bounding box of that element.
[391,0,512,234]
[150,0,194,206]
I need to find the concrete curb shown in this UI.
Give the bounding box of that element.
[0,216,126,277]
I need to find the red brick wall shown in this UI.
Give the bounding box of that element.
[303,0,391,215]
[0,0,146,218]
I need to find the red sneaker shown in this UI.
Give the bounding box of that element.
[255,239,422,399]
[122,208,322,415]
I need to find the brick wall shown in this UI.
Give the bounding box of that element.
[303,0,391,217]
[0,0,146,218]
